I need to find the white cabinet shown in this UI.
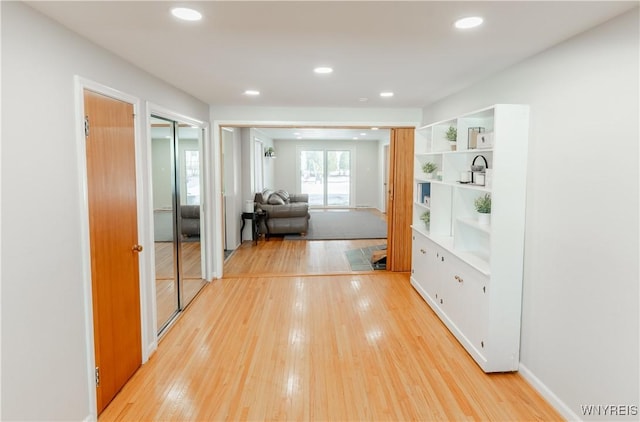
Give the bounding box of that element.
[411,104,529,372]
[410,231,439,303]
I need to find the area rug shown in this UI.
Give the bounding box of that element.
[284,209,387,240]
[345,244,387,271]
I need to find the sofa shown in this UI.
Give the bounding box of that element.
[181,205,200,239]
[254,189,310,236]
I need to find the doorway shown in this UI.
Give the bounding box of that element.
[151,116,206,334]
[215,124,411,275]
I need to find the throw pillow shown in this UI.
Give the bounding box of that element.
[261,189,274,204]
[275,189,290,204]
[268,194,285,205]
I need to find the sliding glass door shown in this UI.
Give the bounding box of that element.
[327,150,350,206]
[151,116,205,334]
[300,149,351,207]
[300,150,324,206]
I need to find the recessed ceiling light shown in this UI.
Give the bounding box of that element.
[380,92,394,98]
[244,90,260,96]
[454,16,483,29]
[359,98,369,102]
[314,67,333,74]
[297,136,302,139]
[353,137,359,140]
[371,127,379,130]
[294,132,301,136]
[360,133,366,136]
[171,7,202,21]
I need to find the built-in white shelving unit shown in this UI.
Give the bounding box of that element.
[411,104,529,372]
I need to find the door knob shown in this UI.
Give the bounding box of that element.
[132,244,143,252]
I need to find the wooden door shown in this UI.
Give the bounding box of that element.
[84,89,142,413]
[387,128,414,272]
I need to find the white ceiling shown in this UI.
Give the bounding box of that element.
[253,127,391,142]
[27,1,635,110]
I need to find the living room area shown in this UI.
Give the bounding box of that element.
[221,125,393,274]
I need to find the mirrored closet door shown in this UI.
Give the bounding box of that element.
[151,116,206,334]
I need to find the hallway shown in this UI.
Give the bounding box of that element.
[99,251,560,420]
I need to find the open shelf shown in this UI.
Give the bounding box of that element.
[457,217,491,234]
[453,183,491,193]
[456,249,491,275]
[427,180,491,193]
[413,229,491,276]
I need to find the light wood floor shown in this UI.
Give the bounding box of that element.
[224,237,388,277]
[100,239,561,421]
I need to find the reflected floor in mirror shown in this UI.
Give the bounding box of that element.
[155,241,205,330]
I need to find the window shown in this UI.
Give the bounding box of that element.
[299,149,351,207]
[184,150,200,205]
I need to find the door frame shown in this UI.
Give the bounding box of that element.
[74,76,147,419]
[210,120,419,278]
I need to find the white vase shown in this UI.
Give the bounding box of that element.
[244,200,255,213]
[477,212,491,225]
[424,173,434,180]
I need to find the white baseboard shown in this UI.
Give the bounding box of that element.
[144,340,158,362]
[519,363,581,421]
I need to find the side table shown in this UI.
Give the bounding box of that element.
[240,211,269,245]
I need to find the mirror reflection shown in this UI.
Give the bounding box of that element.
[151,116,205,334]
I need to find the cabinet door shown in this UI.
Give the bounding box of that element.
[412,233,436,301]
[433,247,450,310]
[411,233,428,285]
[454,263,490,356]
[422,238,440,301]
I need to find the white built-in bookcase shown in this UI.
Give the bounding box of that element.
[411,104,529,372]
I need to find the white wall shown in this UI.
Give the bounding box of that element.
[239,128,253,242]
[236,128,276,242]
[378,139,391,212]
[422,9,639,420]
[1,3,209,421]
[222,128,242,249]
[254,129,276,190]
[272,139,382,208]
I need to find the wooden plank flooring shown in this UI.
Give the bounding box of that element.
[100,239,562,421]
[224,237,388,277]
